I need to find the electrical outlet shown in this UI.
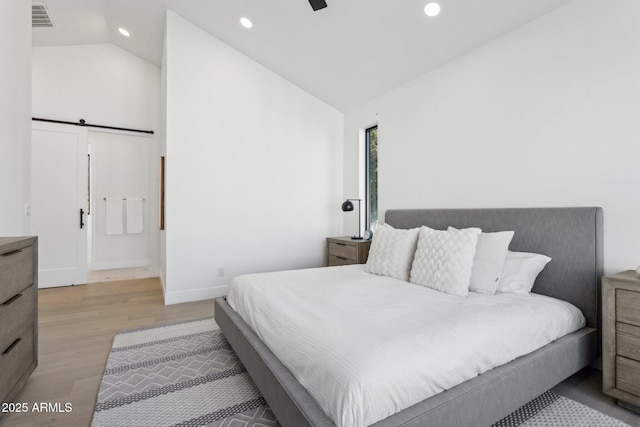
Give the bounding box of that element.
[217,267,225,277]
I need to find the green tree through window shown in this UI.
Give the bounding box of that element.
[366,126,378,231]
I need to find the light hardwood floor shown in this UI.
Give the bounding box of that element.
[1,278,639,427]
[0,277,214,427]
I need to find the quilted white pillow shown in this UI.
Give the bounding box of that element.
[364,224,421,281]
[448,227,514,294]
[410,227,481,297]
[497,251,552,295]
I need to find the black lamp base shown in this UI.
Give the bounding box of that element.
[350,236,364,240]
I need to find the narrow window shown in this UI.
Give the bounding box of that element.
[365,126,378,231]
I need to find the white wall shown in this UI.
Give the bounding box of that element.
[32,44,160,132]
[0,2,31,236]
[163,11,344,304]
[344,0,640,274]
[32,44,162,272]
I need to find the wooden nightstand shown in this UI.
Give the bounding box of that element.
[326,237,371,266]
[603,271,640,413]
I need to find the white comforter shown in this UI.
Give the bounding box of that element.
[227,265,585,427]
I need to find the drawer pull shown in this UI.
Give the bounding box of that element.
[336,256,347,260]
[2,293,22,306]
[2,338,21,356]
[335,243,347,246]
[1,249,22,257]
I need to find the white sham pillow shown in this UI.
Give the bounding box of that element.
[496,251,552,296]
[364,224,420,281]
[448,227,514,294]
[410,226,481,297]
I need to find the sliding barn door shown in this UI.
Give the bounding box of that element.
[31,121,88,287]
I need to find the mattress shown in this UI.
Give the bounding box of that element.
[227,265,586,427]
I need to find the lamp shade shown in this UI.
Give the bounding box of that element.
[341,200,354,212]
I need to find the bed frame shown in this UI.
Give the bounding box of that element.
[215,207,603,427]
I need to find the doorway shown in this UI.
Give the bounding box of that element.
[31,122,156,288]
[87,130,153,273]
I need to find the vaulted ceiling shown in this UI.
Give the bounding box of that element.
[32,0,574,111]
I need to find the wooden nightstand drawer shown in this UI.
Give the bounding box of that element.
[617,356,640,397]
[328,241,357,261]
[0,325,35,399]
[328,255,352,266]
[617,322,640,362]
[326,237,371,266]
[617,289,640,327]
[0,285,36,352]
[0,245,34,304]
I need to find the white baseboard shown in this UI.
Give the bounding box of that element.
[38,268,87,288]
[163,285,228,305]
[39,281,80,289]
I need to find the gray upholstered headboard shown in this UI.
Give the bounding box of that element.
[385,208,603,330]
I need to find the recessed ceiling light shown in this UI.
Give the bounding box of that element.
[424,2,441,17]
[240,17,253,29]
[118,27,130,37]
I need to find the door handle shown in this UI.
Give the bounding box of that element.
[80,208,85,229]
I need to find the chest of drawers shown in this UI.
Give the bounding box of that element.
[603,271,640,413]
[0,237,38,406]
[326,237,371,266]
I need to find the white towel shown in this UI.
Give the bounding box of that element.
[126,198,144,234]
[105,198,123,235]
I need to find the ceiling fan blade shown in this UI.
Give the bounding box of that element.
[308,0,327,11]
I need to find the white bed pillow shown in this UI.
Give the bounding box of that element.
[448,227,514,295]
[410,226,480,297]
[496,251,552,295]
[364,224,420,281]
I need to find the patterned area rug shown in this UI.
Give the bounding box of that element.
[493,391,629,427]
[91,318,276,427]
[92,318,629,427]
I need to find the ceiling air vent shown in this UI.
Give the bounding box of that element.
[32,4,55,28]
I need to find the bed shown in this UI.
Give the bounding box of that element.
[214,207,603,427]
